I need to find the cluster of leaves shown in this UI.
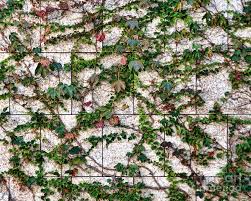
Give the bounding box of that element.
[47,83,77,100]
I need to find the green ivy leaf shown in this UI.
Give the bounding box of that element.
[32,47,42,54]
[128,60,144,71]
[35,63,49,78]
[126,20,139,29]
[161,81,173,91]
[128,164,139,176]
[203,12,212,25]
[55,124,65,137]
[127,39,140,47]
[196,191,204,198]
[115,163,125,172]
[50,62,63,71]
[26,176,36,187]
[70,157,86,165]
[244,55,251,64]
[137,153,148,162]
[59,83,76,98]
[47,87,60,99]
[231,50,242,62]
[69,146,82,155]
[11,136,24,145]
[116,45,125,54]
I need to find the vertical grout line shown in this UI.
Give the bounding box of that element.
[57,69,61,115]
[174,18,178,98]
[163,0,166,53]
[101,127,104,177]
[193,9,198,116]
[92,0,102,112]
[7,176,11,201]
[195,72,198,115]
[227,119,231,201]
[58,69,61,83]
[60,130,63,186]
[59,140,63,201]
[226,0,230,53]
[195,186,198,201]
[175,20,178,59]
[39,126,42,151]
[70,56,73,115]
[8,77,11,114]
[132,71,135,115]
[70,176,73,201]
[93,40,98,108]
[226,0,230,179]
[39,0,42,51]
[101,0,104,52]
[131,11,136,115]
[163,114,166,177]
[226,114,230,173]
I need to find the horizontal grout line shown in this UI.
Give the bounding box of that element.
[5,113,251,116]
[40,175,225,178]
[0,9,100,13]
[0,51,149,54]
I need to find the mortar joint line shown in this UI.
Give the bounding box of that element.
[226,114,230,173]
[163,114,166,177]
[71,59,73,115]
[101,126,104,177]
[5,113,251,116]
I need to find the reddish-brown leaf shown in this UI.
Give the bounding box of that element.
[112,80,126,93]
[224,58,230,63]
[235,71,242,81]
[0,3,6,10]
[45,6,56,13]
[59,1,69,10]
[208,151,215,157]
[40,58,51,67]
[162,103,175,111]
[109,115,120,126]
[133,35,139,40]
[95,120,104,128]
[71,168,78,176]
[35,10,47,20]
[63,188,69,193]
[64,133,76,140]
[95,32,106,42]
[120,56,127,65]
[83,101,92,107]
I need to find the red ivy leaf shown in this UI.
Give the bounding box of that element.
[71,168,78,176]
[95,32,106,42]
[45,6,56,13]
[162,104,175,111]
[208,151,215,157]
[235,71,242,81]
[64,133,76,140]
[109,115,120,126]
[120,56,127,65]
[40,58,51,67]
[0,3,6,10]
[95,120,104,128]
[63,188,69,193]
[36,10,47,20]
[59,2,69,10]
[83,101,92,107]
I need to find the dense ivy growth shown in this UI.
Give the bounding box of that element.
[0,0,250,200]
